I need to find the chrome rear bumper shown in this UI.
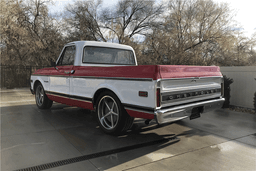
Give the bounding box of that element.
[155,98,225,124]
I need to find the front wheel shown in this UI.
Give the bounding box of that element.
[35,83,53,109]
[96,91,134,135]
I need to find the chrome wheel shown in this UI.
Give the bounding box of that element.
[36,85,44,106]
[98,95,119,130]
[34,83,53,109]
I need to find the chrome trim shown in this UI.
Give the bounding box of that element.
[161,88,221,104]
[31,75,49,77]
[45,91,70,97]
[31,75,153,81]
[158,76,223,82]
[161,83,221,92]
[161,87,221,96]
[32,75,65,77]
[161,94,221,107]
[155,98,225,124]
[69,97,92,103]
[72,76,153,81]
[46,92,69,99]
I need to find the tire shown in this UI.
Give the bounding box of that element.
[35,83,53,109]
[96,91,134,135]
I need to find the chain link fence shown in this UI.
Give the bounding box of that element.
[0,65,49,89]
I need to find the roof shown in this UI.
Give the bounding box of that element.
[66,41,133,51]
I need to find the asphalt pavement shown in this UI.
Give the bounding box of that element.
[1,88,255,171]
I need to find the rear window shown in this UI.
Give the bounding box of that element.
[82,46,135,65]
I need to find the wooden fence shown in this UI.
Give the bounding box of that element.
[221,66,256,109]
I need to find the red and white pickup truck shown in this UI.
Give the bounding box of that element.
[30,41,225,135]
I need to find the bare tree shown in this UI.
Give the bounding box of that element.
[1,0,64,66]
[101,0,164,43]
[64,0,164,43]
[64,0,106,42]
[1,0,29,65]
[1,0,255,67]
[141,0,235,65]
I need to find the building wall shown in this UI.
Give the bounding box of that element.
[220,66,256,109]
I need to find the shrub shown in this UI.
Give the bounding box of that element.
[222,75,234,108]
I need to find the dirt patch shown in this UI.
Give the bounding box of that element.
[229,106,255,114]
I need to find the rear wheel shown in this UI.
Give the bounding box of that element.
[35,83,53,109]
[96,91,134,135]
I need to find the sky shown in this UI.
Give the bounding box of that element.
[214,0,256,37]
[49,0,256,38]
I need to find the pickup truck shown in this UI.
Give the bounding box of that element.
[30,41,225,135]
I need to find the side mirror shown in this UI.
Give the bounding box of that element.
[51,61,56,67]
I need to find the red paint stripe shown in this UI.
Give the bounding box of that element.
[69,98,94,110]
[34,65,222,80]
[159,65,222,79]
[72,65,159,80]
[46,94,94,110]
[126,109,154,119]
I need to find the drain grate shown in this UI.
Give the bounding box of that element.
[15,136,179,171]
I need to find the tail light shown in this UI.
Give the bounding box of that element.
[221,77,224,96]
[156,88,161,107]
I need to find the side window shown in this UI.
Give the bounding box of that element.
[57,46,76,66]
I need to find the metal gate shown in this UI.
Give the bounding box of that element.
[0,65,49,88]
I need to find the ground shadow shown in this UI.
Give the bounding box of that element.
[1,103,181,171]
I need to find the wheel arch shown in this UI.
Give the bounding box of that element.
[33,80,42,92]
[92,88,121,109]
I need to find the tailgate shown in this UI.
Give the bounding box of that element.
[158,65,222,79]
[158,65,223,108]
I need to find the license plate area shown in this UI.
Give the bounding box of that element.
[190,106,204,120]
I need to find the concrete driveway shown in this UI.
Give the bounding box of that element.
[1,88,256,171]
